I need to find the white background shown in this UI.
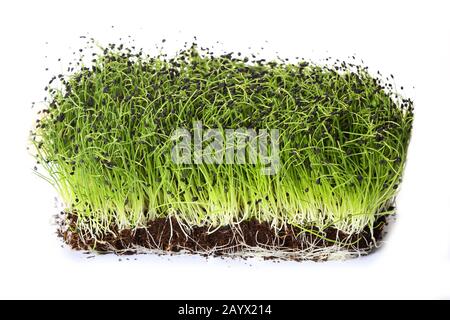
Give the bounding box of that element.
[0,0,449,299]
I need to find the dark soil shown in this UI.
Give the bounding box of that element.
[58,212,389,261]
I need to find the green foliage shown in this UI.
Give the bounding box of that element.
[31,42,413,238]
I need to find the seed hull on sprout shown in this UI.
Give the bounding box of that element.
[31,38,413,261]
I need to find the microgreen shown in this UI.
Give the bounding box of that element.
[30,40,413,254]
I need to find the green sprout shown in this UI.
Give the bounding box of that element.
[30,40,413,259]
